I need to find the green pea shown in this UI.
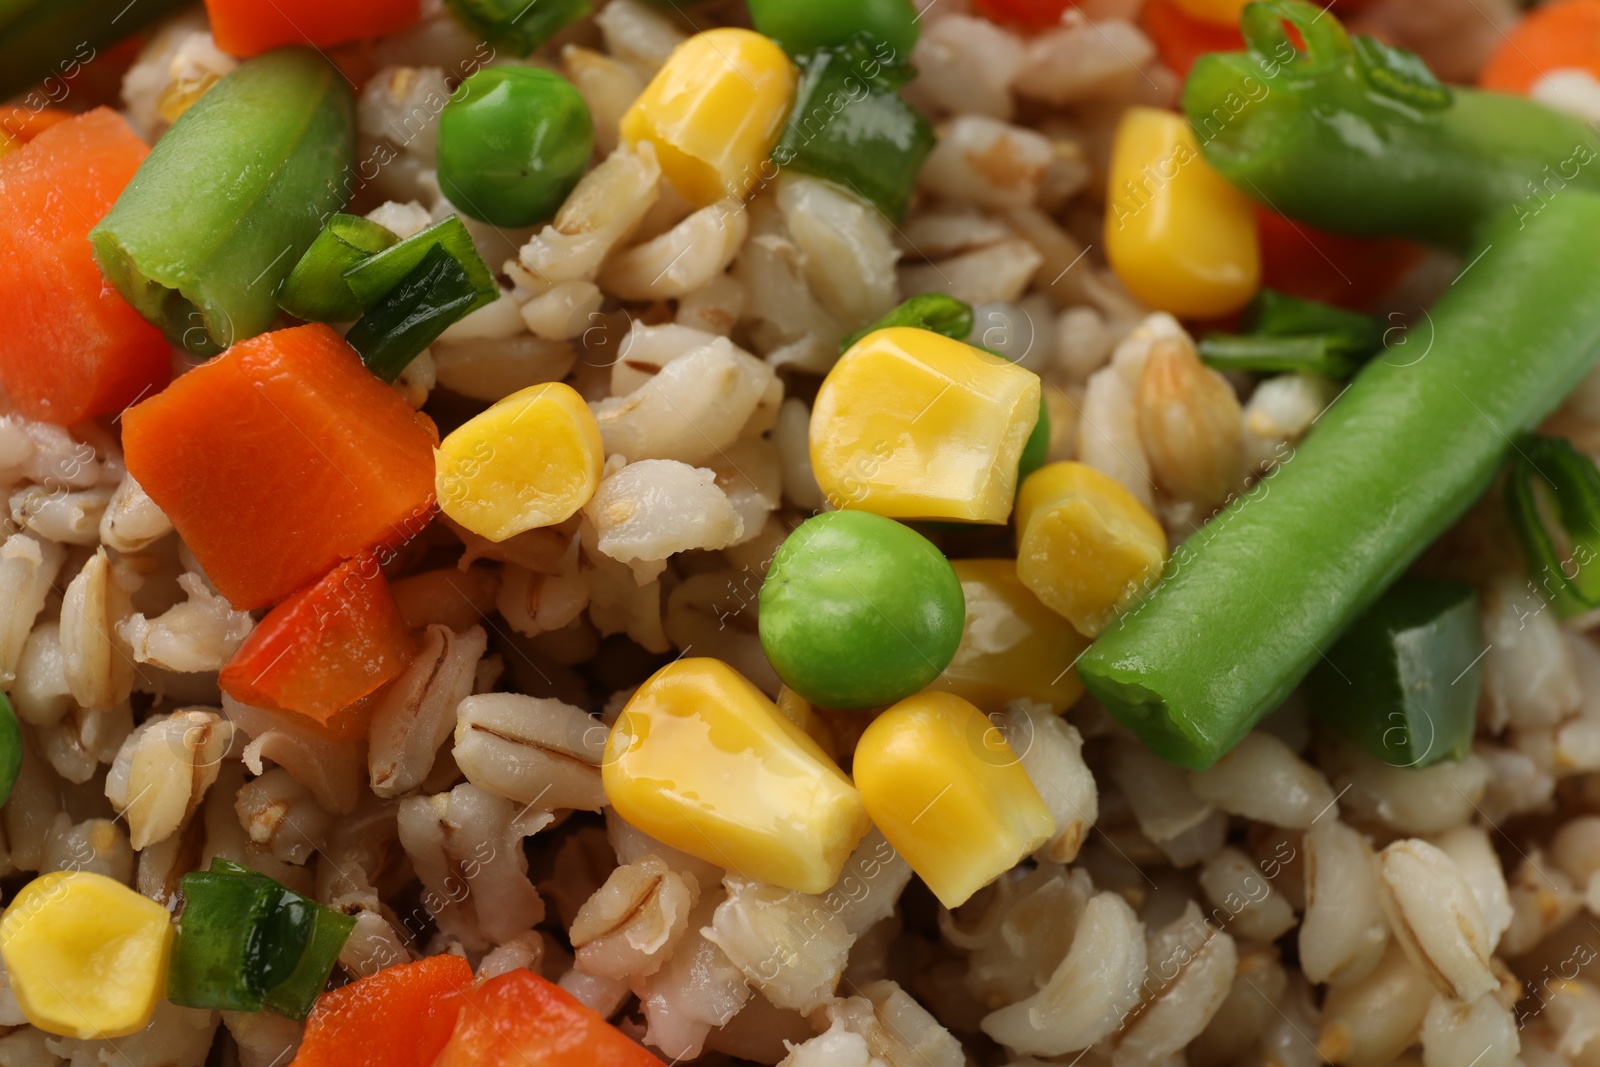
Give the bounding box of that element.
[760,511,964,710]
[437,67,593,229]
[748,0,920,59]
[0,693,20,808]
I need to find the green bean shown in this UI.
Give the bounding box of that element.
[1078,192,1600,769]
[90,50,355,356]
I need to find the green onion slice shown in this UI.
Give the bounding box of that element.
[0,693,20,809]
[1508,434,1600,617]
[278,214,399,323]
[1198,334,1364,379]
[342,214,496,308]
[346,243,490,383]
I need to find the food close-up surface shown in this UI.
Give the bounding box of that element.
[9,0,1600,1064]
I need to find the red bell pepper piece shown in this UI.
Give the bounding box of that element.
[0,108,169,423]
[433,970,666,1067]
[1140,0,1247,80]
[220,555,413,725]
[291,956,473,1067]
[205,0,422,58]
[1255,207,1423,311]
[122,323,437,610]
[970,0,1074,30]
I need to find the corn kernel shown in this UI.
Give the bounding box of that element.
[435,381,603,543]
[1105,107,1260,318]
[810,327,1042,524]
[620,28,797,207]
[0,872,173,1039]
[854,692,1055,909]
[603,657,870,894]
[930,559,1090,711]
[1015,462,1169,638]
[1170,0,1249,24]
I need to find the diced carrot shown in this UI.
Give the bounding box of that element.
[1140,0,1246,80]
[219,555,414,725]
[291,956,473,1067]
[122,323,437,610]
[1255,207,1423,311]
[433,970,666,1067]
[0,108,169,424]
[0,107,71,143]
[1480,0,1600,94]
[205,0,421,58]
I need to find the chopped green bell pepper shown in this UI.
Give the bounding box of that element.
[169,859,353,1020]
[1306,577,1482,768]
[775,35,935,222]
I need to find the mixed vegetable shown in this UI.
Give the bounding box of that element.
[3,0,1600,1059]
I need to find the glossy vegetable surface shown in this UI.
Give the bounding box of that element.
[810,327,1041,523]
[1185,1,1600,246]
[219,556,413,724]
[621,28,797,206]
[603,658,870,894]
[438,67,594,227]
[169,859,355,1020]
[278,214,399,323]
[1106,106,1260,318]
[91,49,355,355]
[1305,577,1482,768]
[290,955,474,1067]
[760,510,966,710]
[432,969,667,1067]
[748,0,920,58]
[1079,192,1600,769]
[773,35,933,222]
[0,872,173,1039]
[344,243,487,382]
[122,324,438,610]
[854,691,1055,908]
[0,108,169,422]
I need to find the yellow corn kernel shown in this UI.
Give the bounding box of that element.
[1104,107,1260,319]
[620,28,797,207]
[1170,0,1249,24]
[854,692,1055,909]
[0,872,173,1039]
[603,657,871,894]
[930,559,1090,711]
[1015,461,1168,638]
[435,381,603,543]
[810,327,1042,524]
